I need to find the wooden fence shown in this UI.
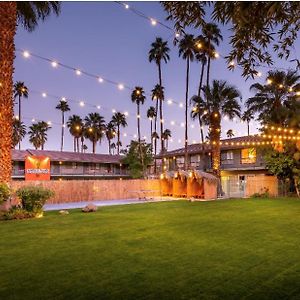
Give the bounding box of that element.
[11,179,161,204]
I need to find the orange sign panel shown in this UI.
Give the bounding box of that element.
[25,156,51,181]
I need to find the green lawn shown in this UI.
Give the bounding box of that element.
[1,198,300,300]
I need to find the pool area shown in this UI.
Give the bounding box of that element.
[43,197,173,211]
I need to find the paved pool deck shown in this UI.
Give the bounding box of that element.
[43,197,175,211]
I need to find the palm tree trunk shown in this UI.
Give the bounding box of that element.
[206,40,211,89]
[184,58,190,171]
[18,95,21,122]
[198,62,205,144]
[61,112,64,151]
[92,140,95,154]
[210,112,222,195]
[117,125,120,155]
[137,103,145,175]
[150,120,153,153]
[76,138,80,153]
[0,2,17,183]
[73,137,76,152]
[108,139,111,155]
[154,100,158,174]
[247,122,250,136]
[81,136,84,153]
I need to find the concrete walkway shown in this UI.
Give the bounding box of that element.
[44,197,173,211]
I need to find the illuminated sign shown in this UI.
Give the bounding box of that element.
[25,156,51,181]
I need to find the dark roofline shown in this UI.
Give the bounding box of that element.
[12,149,124,164]
[160,135,265,158]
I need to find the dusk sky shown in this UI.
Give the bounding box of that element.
[14,1,299,153]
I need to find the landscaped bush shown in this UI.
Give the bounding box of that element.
[1,207,35,220]
[251,188,270,198]
[0,183,10,205]
[16,186,54,213]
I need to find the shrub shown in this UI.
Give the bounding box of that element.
[1,207,35,220]
[251,188,270,198]
[16,186,54,213]
[0,183,10,205]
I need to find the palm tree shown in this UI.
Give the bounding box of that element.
[106,121,116,155]
[84,113,106,154]
[82,144,88,153]
[12,118,26,149]
[0,2,60,183]
[242,109,254,136]
[55,99,70,152]
[190,95,206,144]
[178,34,196,170]
[110,143,116,155]
[202,80,241,179]
[226,129,235,139]
[147,106,156,153]
[28,121,51,150]
[151,84,165,172]
[162,129,172,150]
[246,70,300,125]
[131,86,146,172]
[13,81,28,122]
[202,23,223,87]
[67,115,83,152]
[149,37,170,168]
[111,112,127,155]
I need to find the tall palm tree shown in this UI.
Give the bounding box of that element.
[0,2,60,183]
[55,99,70,152]
[241,109,254,136]
[202,23,223,88]
[151,84,165,172]
[84,113,106,154]
[131,86,146,172]
[246,70,300,125]
[190,95,206,144]
[82,144,88,153]
[178,34,196,170]
[149,37,170,168]
[12,118,26,149]
[111,112,127,155]
[162,129,172,150]
[106,121,116,155]
[226,129,235,139]
[202,80,241,179]
[28,121,51,150]
[147,106,156,153]
[110,143,116,155]
[67,115,83,152]
[13,81,28,122]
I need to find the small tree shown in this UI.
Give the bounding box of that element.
[122,140,153,179]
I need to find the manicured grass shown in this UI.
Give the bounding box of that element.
[1,198,300,299]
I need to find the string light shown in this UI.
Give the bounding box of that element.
[118,83,124,90]
[42,92,47,98]
[167,99,173,105]
[98,77,103,83]
[79,101,85,107]
[125,3,129,9]
[214,52,220,58]
[256,71,262,77]
[75,69,81,76]
[51,61,58,68]
[150,18,157,26]
[23,51,30,58]
[97,105,101,109]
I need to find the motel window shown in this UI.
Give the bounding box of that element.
[241,148,256,164]
[221,151,234,164]
[190,155,200,163]
[72,162,77,169]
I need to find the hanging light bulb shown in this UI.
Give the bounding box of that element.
[214,52,220,58]
[98,77,103,83]
[125,4,129,9]
[151,18,157,26]
[51,61,58,68]
[42,92,47,98]
[23,51,30,58]
[118,83,124,90]
[256,71,262,77]
[97,105,101,109]
[167,99,173,105]
[124,111,129,116]
[75,69,81,76]
[79,101,85,107]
